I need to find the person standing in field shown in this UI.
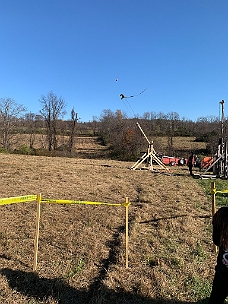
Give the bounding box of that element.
[209,207,228,303]
[187,151,195,176]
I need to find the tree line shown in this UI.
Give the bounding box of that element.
[0,92,78,155]
[0,92,225,160]
[98,109,223,160]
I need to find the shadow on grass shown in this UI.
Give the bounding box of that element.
[0,225,211,304]
[139,214,211,225]
[0,268,209,304]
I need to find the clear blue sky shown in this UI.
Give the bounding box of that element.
[1,0,227,122]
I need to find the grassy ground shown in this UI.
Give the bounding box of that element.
[153,136,207,157]
[10,134,207,159]
[0,151,224,304]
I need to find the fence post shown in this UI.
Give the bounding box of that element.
[211,182,216,216]
[33,193,41,272]
[125,197,129,268]
[211,182,217,253]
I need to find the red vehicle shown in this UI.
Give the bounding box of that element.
[201,156,214,169]
[161,155,186,166]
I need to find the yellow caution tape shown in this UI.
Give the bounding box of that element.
[0,195,37,206]
[0,195,130,207]
[122,201,131,207]
[211,188,216,195]
[41,198,129,207]
[215,190,228,196]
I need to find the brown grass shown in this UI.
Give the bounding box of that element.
[11,133,206,158]
[0,146,216,304]
[153,136,207,157]
[13,134,106,151]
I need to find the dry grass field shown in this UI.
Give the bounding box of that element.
[0,136,217,304]
[154,136,207,155]
[11,133,207,158]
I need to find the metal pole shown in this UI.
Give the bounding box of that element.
[220,100,225,150]
[219,100,225,177]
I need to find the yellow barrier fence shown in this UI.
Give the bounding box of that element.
[0,194,130,271]
[0,195,37,205]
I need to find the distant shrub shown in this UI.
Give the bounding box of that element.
[195,130,218,143]
[13,145,32,155]
[0,147,8,153]
[33,148,52,157]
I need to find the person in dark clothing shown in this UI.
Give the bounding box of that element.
[209,207,228,303]
[187,152,194,176]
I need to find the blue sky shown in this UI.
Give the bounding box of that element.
[1,0,227,122]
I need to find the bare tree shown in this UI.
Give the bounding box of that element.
[99,109,143,160]
[0,98,26,150]
[24,112,38,149]
[39,91,66,151]
[167,112,180,155]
